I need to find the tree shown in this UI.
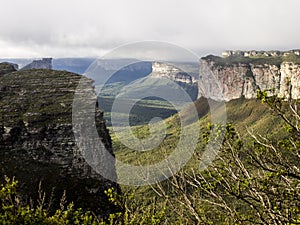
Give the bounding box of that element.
[152,91,300,224]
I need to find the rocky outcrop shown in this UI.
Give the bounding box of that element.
[279,62,300,99]
[199,53,300,101]
[150,62,198,100]
[21,58,52,70]
[0,69,119,217]
[0,62,17,76]
[151,62,197,84]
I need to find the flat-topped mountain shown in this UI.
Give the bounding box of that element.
[199,51,300,101]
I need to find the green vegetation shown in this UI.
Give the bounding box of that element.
[1,67,300,224]
[282,53,300,64]
[98,96,177,126]
[2,93,298,224]
[109,94,299,224]
[0,63,16,76]
[0,177,169,225]
[0,177,99,224]
[0,69,84,127]
[202,52,300,67]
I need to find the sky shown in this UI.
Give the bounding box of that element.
[0,0,300,58]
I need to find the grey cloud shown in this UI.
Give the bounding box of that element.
[0,0,299,57]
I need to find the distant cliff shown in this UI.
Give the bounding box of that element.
[151,62,197,84]
[199,52,300,101]
[150,62,199,101]
[0,66,119,217]
[21,58,53,70]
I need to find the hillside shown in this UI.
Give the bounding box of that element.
[112,97,283,166]
[110,95,295,224]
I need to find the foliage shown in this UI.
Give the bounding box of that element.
[0,177,168,225]
[110,91,300,224]
[202,52,300,67]
[0,176,99,225]
[147,91,300,224]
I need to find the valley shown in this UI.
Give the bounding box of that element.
[0,51,300,224]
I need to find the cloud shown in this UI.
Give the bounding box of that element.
[0,0,299,57]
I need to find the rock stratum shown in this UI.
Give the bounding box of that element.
[0,66,119,217]
[199,52,300,101]
[148,62,199,101]
[151,62,197,84]
[0,63,17,76]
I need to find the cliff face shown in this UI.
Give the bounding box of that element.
[21,58,53,70]
[0,68,118,217]
[199,54,300,101]
[151,62,197,84]
[0,63,17,76]
[150,62,199,100]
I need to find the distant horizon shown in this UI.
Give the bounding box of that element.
[1,47,300,60]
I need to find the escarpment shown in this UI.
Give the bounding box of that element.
[0,67,119,217]
[199,52,300,101]
[150,62,199,100]
[151,62,197,84]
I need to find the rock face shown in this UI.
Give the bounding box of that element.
[151,62,197,84]
[21,58,53,70]
[0,69,119,217]
[199,53,300,101]
[150,62,199,100]
[0,63,17,76]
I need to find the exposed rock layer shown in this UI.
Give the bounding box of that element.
[150,62,199,100]
[0,63,17,76]
[151,62,197,84]
[199,55,300,101]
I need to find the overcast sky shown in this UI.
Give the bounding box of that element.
[0,0,299,58]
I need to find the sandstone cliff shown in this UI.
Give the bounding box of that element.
[199,53,300,101]
[0,66,119,217]
[150,62,199,100]
[151,62,197,84]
